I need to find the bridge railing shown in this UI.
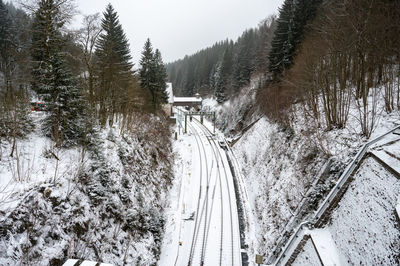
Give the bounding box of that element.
[271,124,400,266]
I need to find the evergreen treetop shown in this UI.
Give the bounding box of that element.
[96,3,133,76]
[139,39,168,110]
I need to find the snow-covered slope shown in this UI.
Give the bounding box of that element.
[232,117,328,256]
[229,97,400,260]
[0,113,173,265]
[326,157,399,264]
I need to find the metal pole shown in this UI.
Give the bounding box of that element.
[213,112,216,134]
[185,114,187,134]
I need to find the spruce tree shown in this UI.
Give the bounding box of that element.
[140,40,169,109]
[154,49,168,104]
[139,38,156,107]
[95,3,133,124]
[42,54,84,146]
[31,0,63,94]
[268,0,322,80]
[232,29,257,92]
[213,62,226,103]
[0,0,12,88]
[268,0,295,80]
[31,0,84,147]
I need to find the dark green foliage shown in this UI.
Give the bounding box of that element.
[31,0,85,146]
[0,0,12,87]
[154,49,169,104]
[268,0,322,80]
[41,54,85,146]
[232,29,257,92]
[95,3,133,82]
[31,0,64,94]
[139,38,155,97]
[95,3,133,124]
[139,39,168,110]
[268,0,295,79]
[167,19,276,100]
[167,40,231,97]
[212,45,235,103]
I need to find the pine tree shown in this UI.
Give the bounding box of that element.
[31,0,85,147]
[95,3,133,125]
[139,38,156,107]
[42,54,84,146]
[154,49,168,104]
[268,0,322,80]
[213,62,226,103]
[0,0,12,88]
[233,29,256,91]
[268,0,295,80]
[31,0,64,94]
[140,40,169,109]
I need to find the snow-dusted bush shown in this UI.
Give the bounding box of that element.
[202,78,261,136]
[0,113,173,265]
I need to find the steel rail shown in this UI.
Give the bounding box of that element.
[193,119,236,266]
[273,124,400,266]
[186,121,206,265]
[176,107,214,265]
[191,121,224,265]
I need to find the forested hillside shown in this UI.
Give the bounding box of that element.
[261,0,400,138]
[167,16,276,101]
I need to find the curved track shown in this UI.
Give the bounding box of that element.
[185,114,241,266]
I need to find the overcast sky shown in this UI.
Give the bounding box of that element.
[68,0,284,65]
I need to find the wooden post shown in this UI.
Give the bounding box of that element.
[256,254,263,265]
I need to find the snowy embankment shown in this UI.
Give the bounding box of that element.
[293,157,400,265]
[204,75,400,262]
[0,113,173,265]
[232,111,399,260]
[202,77,261,136]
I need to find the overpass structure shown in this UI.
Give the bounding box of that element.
[166,83,203,110]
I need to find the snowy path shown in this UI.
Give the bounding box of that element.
[159,118,241,266]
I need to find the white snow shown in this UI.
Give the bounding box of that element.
[326,157,400,265]
[0,112,173,265]
[292,239,321,266]
[310,229,343,266]
[166,82,174,104]
[62,259,79,266]
[159,118,241,265]
[174,97,202,103]
[78,261,98,266]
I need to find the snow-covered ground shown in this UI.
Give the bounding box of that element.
[0,112,173,265]
[203,76,400,264]
[159,115,241,265]
[292,238,321,266]
[327,157,399,265]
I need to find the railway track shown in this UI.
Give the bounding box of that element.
[186,121,207,265]
[172,107,240,266]
[191,118,239,265]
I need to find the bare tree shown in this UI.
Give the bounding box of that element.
[78,13,102,106]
